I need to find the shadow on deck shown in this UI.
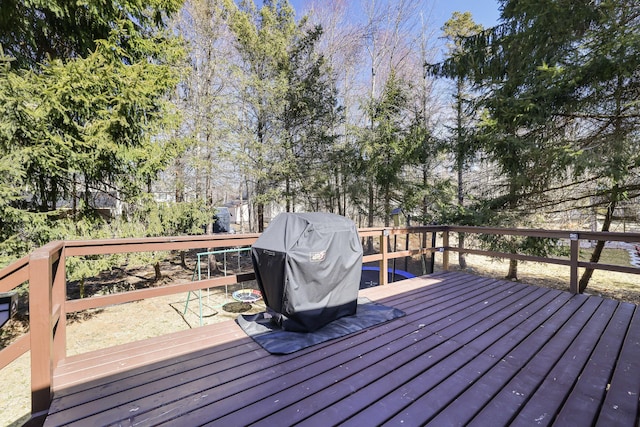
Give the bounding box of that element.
[45,271,639,426]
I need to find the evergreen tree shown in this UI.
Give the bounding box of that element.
[222,0,294,231]
[0,0,185,264]
[441,11,483,269]
[0,0,183,69]
[279,22,342,213]
[171,0,234,207]
[364,71,416,226]
[435,0,640,288]
[223,0,339,229]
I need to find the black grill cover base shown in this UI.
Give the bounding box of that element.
[251,212,362,332]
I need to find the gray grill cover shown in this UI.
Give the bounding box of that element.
[251,212,363,332]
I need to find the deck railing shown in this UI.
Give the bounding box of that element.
[1,225,640,424]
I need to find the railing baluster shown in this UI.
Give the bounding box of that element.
[570,233,580,293]
[52,248,67,366]
[380,230,389,285]
[442,230,450,271]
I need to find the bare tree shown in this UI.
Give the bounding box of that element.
[171,0,238,207]
[361,0,430,228]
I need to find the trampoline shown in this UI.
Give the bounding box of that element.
[360,266,415,289]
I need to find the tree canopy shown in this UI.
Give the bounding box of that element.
[0,0,186,263]
[1,0,639,293]
[433,0,640,286]
[0,0,183,68]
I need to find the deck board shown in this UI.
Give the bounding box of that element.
[547,301,634,426]
[343,287,565,427]
[508,299,617,427]
[423,290,576,427]
[596,307,640,426]
[53,320,252,390]
[45,272,640,426]
[467,295,598,427]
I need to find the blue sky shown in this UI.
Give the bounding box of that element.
[431,0,500,29]
[288,0,501,31]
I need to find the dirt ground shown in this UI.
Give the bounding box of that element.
[2,248,640,426]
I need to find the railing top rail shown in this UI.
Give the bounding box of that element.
[358,225,447,237]
[2,225,638,286]
[0,255,29,292]
[63,233,262,256]
[446,225,640,242]
[63,233,262,248]
[29,240,64,259]
[562,230,640,242]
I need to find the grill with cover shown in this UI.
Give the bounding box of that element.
[251,212,363,332]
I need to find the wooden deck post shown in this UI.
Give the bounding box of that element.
[569,233,579,293]
[29,246,55,421]
[380,230,389,285]
[442,230,449,271]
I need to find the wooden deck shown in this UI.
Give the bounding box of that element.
[44,271,640,426]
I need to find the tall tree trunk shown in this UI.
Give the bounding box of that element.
[456,77,467,270]
[505,182,519,280]
[175,157,186,267]
[367,182,375,252]
[153,262,162,282]
[205,146,213,206]
[341,173,347,216]
[457,149,467,269]
[175,157,184,203]
[256,112,266,232]
[506,258,518,280]
[257,201,264,232]
[422,167,429,221]
[285,177,291,212]
[195,143,202,199]
[383,186,390,227]
[580,77,625,292]
[458,233,467,270]
[335,173,342,216]
[72,173,78,218]
[206,222,219,273]
[579,195,617,292]
[421,166,430,272]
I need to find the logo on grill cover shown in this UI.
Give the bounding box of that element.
[309,251,326,262]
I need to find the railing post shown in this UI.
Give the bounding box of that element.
[379,229,389,285]
[29,247,55,421]
[442,230,449,271]
[52,248,67,366]
[569,233,579,293]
